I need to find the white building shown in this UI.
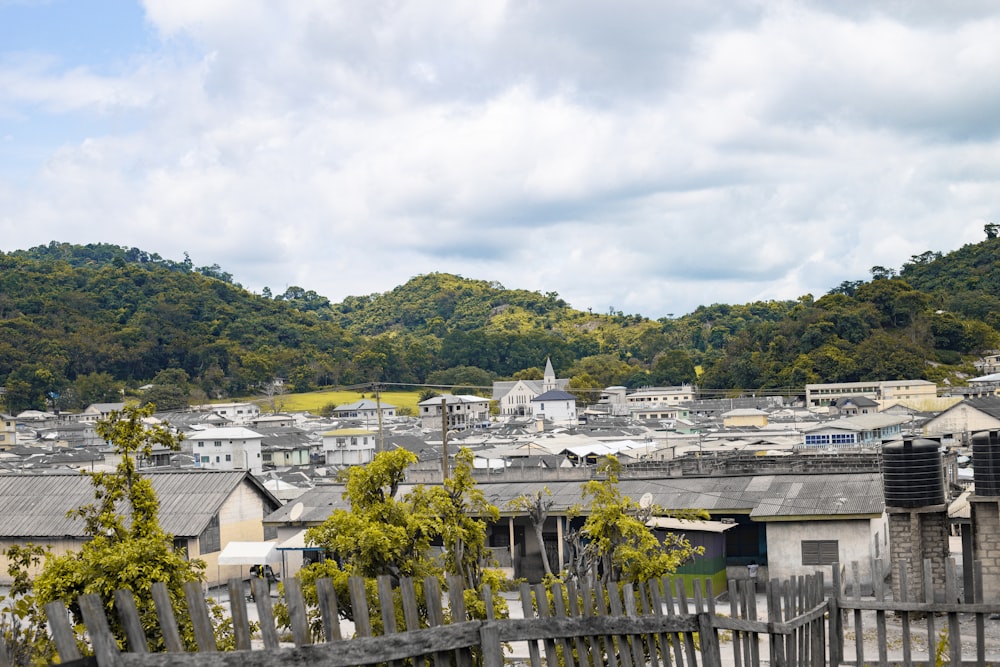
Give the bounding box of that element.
[530,390,578,426]
[192,402,261,425]
[187,427,264,474]
[625,386,697,409]
[492,359,569,417]
[419,394,491,430]
[322,428,377,466]
[331,399,396,423]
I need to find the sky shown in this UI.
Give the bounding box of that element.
[2,1,1000,319]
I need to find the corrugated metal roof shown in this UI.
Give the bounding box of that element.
[0,470,276,539]
[264,471,884,526]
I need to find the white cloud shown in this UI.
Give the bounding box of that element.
[1,1,999,317]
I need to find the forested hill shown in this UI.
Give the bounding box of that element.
[2,237,1000,413]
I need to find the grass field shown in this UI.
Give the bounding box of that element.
[249,388,423,415]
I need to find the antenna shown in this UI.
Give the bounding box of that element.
[288,501,304,522]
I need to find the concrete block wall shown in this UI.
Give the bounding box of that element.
[971,498,1000,600]
[887,506,950,602]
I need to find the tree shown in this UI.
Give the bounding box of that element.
[507,489,555,577]
[650,350,696,386]
[986,223,999,240]
[29,405,227,652]
[567,456,706,584]
[293,449,505,636]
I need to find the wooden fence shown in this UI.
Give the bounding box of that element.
[29,560,1000,667]
[35,573,828,667]
[833,558,1000,667]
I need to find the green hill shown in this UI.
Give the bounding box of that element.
[2,237,1000,413]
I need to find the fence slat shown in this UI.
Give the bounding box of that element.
[346,576,371,640]
[150,582,184,653]
[44,600,84,662]
[674,579,698,667]
[550,582,577,667]
[924,558,937,664]
[975,560,986,667]
[898,562,912,665]
[647,578,673,667]
[78,593,120,667]
[284,577,311,648]
[635,581,660,667]
[608,583,638,667]
[424,576,449,667]
[534,582,562,667]
[113,589,148,654]
[661,577,686,667]
[252,577,280,649]
[315,577,342,643]
[947,558,962,667]
[768,580,786,667]
[519,582,544,667]
[594,580,624,667]
[446,575,473,667]
[579,576,605,667]
[226,578,252,651]
[183,582,216,653]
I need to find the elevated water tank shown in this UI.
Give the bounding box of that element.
[972,430,1000,496]
[883,438,944,508]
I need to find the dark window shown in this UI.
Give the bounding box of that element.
[199,514,221,554]
[801,540,838,565]
[172,538,189,560]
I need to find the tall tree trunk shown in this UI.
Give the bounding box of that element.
[532,521,553,576]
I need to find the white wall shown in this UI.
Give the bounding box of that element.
[765,516,887,589]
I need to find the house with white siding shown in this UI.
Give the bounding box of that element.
[187,427,264,474]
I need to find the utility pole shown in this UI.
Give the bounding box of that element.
[441,397,449,481]
[374,382,385,454]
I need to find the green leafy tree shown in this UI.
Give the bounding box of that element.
[72,371,123,406]
[568,456,706,584]
[290,449,506,638]
[30,405,226,652]
[649,350,697,386]
[0,544,54,666]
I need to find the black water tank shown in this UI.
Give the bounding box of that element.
[883,438,944,507]
[972,430,1000,496]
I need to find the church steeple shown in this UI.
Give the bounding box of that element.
[543,357,556,391]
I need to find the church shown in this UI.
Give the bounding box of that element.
[491,358,570,417]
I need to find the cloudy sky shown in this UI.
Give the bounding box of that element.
[2,1,999,318]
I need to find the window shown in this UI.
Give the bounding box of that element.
[801,540,838,565]
[225,454,231,462]
[199,514,221,554]
[197,442,204,448]
[214,441,222,447]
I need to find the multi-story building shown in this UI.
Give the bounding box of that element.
[419,394,491,430]
[322,428,377,466]
[187,427,264,474]
[625,385,697,408]
[805,380,937,409]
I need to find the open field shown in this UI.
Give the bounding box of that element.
[247,388,423,415]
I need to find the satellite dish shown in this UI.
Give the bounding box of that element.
[288,502,304,522]
[639,493,653,509]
